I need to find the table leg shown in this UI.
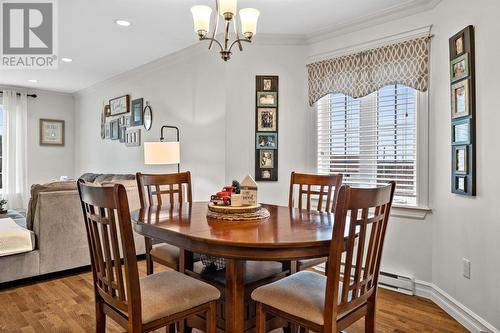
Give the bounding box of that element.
[179,249,194,273]
[225,258,244,333]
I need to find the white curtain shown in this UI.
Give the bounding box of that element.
[1,90,28,209]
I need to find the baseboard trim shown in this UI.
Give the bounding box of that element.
[415,280,499,333]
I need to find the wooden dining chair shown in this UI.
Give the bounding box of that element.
[287,171,343,273]
[136,171,193,275]
[252,182,396,333]
[77,180,219,333]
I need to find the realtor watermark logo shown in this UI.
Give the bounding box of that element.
[1,0,58,69]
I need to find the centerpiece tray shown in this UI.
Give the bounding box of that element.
[207,203,270,221]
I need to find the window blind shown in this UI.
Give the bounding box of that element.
[317,85,417,206]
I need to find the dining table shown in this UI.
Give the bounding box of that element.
[131,202,336,333]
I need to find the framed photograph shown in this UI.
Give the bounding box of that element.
[455,175,467,193]
[256,133,277,149]
[131,98,144,126]
[450,53,469,83]
[109,95,130,116]
[259,150,274,168]
[110,119,119,140]
[125,128,141,147]
[39,119,65,146]
[257,92,277,107]
[257,108,277,131]
[452,118,471,145]
[125,115,131,127]
[105,122,111,139]
[451,79,470,119]
[263,79,272,91]
[261,170,272,179]
[454,145,468,174]
[452,33,465,57]
[119,126,126,143]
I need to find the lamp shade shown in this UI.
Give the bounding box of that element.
[191,5,212,35]
[219,0,237,16]
[239,8,259,37]
[144,142,180,165]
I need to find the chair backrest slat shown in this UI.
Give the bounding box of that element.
[137,172,193,207]
[323,182,396,328]
[78,180,142,320]
[288,172,343,213]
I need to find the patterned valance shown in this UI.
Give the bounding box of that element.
[307,36,431,106]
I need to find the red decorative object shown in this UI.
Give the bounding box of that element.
[210,185,237,206]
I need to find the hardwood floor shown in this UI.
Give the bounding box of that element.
[0,261,468,333]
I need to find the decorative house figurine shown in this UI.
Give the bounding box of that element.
[240,175,258,206]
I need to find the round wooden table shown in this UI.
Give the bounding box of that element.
[131,202,335,333]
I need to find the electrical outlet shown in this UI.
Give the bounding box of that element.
[463,258,471,279]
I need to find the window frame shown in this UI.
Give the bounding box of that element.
[313,87,430,219]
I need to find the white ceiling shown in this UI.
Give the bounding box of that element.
[0,0,434,93]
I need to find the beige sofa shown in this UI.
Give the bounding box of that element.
[0,174,146,284]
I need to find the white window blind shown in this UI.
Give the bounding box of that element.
[317,84,417,206]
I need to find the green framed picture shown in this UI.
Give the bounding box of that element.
[450,53,469,83]
[452,118,471,145]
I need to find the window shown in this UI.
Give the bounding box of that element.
[317,85,426,207]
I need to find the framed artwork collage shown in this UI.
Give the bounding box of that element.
[449,26,476,196]
[101,95,153,147]
[255,76,279,181]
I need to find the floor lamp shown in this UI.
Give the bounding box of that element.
[144,125,181,172]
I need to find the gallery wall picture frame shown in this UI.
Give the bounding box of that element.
[255,76,279,181]
[257,91,277,107]
[451,79,470,119]
[110,119,120,140]
[257,108,277,132]
[105,123,111,139]
[450,53,469,83]
[256,132,278,149]
[125,128,141,147]
[131,98,144,127]
[119,126,126,143]
[109,95,130,116]
[39,119,65,146]
[449,25,476,196]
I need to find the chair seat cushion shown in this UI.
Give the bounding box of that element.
[150,243,180,264]
[140,269,220,324]
[252,271,329,325]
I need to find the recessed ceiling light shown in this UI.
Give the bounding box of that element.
[28,79,38,83]
[115,19,131,27]
[61,57,73,63]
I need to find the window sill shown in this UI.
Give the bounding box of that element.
[390,205,432,220]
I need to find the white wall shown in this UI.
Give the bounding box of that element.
[74,46,227,201]
[225,43,312,205]
[26,90,75,185]
[308,0,500,329]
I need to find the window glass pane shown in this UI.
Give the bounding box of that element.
[317,85,417,207]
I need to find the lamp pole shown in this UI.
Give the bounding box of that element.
[160,125,180,173]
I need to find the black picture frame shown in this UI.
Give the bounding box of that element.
[449,26,476,196]
[255,76,279,181]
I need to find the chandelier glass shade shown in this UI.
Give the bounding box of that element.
[191,0,260,61]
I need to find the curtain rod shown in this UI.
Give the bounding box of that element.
[0,91,37,98]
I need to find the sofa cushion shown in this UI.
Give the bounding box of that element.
[26,181,77,230]
[79,173,100,182]
[94,174,135,185]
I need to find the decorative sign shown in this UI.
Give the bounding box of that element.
[109,95,130,116]
[39,119,64,146]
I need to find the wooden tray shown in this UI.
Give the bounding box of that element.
[207,203,261,214]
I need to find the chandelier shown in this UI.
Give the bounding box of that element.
[191,0,260,61]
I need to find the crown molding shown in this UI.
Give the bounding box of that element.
[306,0,442,44]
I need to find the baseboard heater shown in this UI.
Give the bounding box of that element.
[378,271,415,296]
